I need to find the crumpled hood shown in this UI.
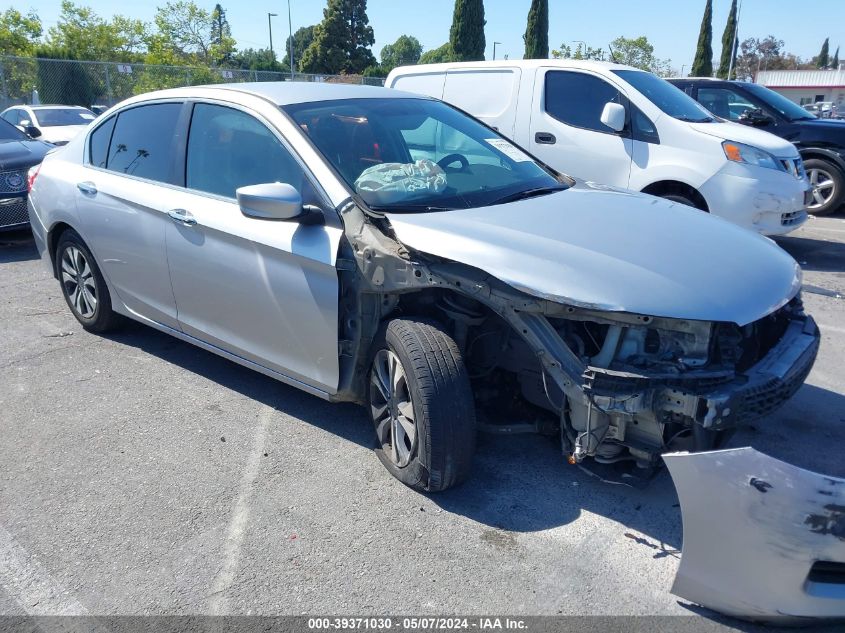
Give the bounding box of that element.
[385,183,801,326]
[689,120,798,157]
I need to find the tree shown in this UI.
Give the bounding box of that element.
[300,0,376,75]
[717,0,737,79]
[46,1,146,62]
[146,1,217,66]
[818,37,830,68]
[210,4,234,65]
[834,46,840,70]
[523,0,548,60]
[734,36,812,81]
[0,8,43,56]
[232,47,285,73]
[380,34,422,73]
[35,46,99,106]
[449,0,485,62]
[609,36,672,76]
[419,42,453,64]
[281,25,316,73]
[691,0,713,76]
[551,43,604,61]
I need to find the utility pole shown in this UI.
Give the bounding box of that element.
[493,41,502,60]
[268,12,277,60]
[287,0,294,79]
[727,0,743,80]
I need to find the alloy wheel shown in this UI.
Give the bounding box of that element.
[808,166,836,210]
[370,349,417,468]
[60,245,98,319]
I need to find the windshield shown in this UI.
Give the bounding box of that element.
[34,108,96,127]
[613,70,715,122]
[0,117,28,141]
[743,83,817,121]
[283,98,566,212]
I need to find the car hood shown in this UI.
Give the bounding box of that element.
[39,125,88,143]
[385,183,801,326]
[688,120,798,156]
[0,139,52,171]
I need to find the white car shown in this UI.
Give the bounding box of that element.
[387,60,812,236]
[1,104,97,145]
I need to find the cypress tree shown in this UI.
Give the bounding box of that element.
[691,0,713,77]
[300,0,375,74]
[449,0,486,62]
[717,0,737,79]
[523,0,548,60]
[818,38,830,68]
[833,46,840,70]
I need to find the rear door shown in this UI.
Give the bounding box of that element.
[529,69,633,187]
[75,102,184,328]
[163,101,342,393]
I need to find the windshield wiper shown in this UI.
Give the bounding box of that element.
[368,203,455,213]
[490,185,567,205]
[676,116,713,123]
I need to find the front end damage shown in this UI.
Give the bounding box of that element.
[334,199,820,472]
[333,200,834,620]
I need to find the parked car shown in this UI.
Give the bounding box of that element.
[1,104,97,146]
[0,118,52,231]
[803,101,838,119]
[669,78,845,215]
[387,60,811,236]
[29,80,819,486]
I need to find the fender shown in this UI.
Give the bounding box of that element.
[797,146,845,174]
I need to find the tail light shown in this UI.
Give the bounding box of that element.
[27,164,40,193]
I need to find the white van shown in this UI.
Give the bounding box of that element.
[386,60,811,236]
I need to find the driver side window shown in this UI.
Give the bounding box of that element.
[698,88,757,121]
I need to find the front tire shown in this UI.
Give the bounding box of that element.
[804,158,844,215]
[56,229,121,333]
[368,318,476,492]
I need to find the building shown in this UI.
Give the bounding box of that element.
[756,68,845,107]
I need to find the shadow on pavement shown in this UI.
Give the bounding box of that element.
[0,230,38,264]
[775,234,845,273]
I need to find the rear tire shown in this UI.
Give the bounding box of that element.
[368,318,476,492]
[56,229,121,333]
[804,158,844,215]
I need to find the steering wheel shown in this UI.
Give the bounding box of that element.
[437,153,470,173]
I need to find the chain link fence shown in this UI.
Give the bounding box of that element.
[0,56,385,111]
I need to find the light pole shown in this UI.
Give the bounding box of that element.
[287,0,294,79]
[493,41,502,60]
[268,12,277,60]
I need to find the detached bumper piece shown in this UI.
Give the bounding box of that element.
[665,447,845,622]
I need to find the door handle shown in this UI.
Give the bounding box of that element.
[76,181,97,195]
[534,132,556,145]
[168,208,197,226]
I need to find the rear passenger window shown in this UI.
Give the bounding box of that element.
[106,103,181,182]
[89,116,116,168]
[545,71,625,134]
[186,103,304,199]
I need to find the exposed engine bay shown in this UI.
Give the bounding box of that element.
[334,202,820,479]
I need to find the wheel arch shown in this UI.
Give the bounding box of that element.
[640,180,709,211]
[46,221,75,279]
[798,147,845,175]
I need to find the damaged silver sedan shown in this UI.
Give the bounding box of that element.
[28,83,833,619]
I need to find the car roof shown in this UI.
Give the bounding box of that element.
[118,82,429,108]
[391,58,633,74]
[29,104,92,110]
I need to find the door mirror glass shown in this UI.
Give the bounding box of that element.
[600,102,626,132]
[237,182,303,220]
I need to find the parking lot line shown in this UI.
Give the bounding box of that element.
[206,404,274,615]
[0,525,88,615]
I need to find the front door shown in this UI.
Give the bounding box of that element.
[529,69,633,187]
[164,102,342,393]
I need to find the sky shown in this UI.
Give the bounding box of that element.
[12,0,843,73]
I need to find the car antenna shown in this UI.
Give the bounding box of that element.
[607,44,618,63]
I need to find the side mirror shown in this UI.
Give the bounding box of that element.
[600,102,626,133]
[24,125,42,138]
[738,108,773,127]
[237,182,305,221]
